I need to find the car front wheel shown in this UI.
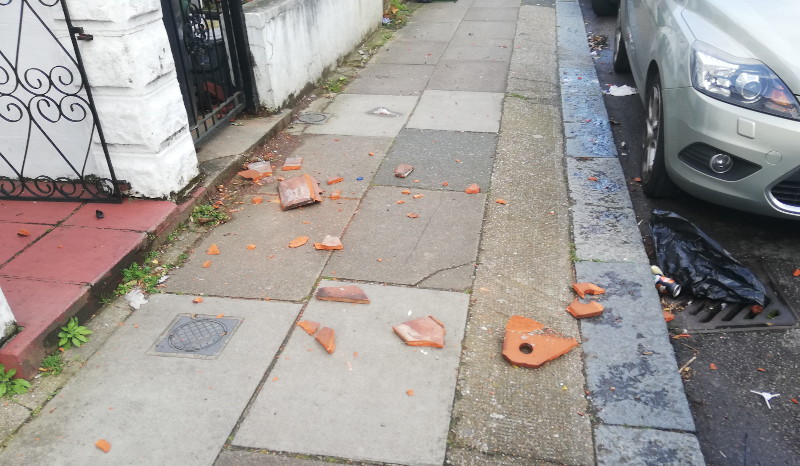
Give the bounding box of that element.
[641,74,680,197]
[591,0,618,16]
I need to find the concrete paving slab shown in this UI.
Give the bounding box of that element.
[216,450,350,465]
[567,157,648,263]
[595,425,705,466]
[373,129,496,192]
[305,94,418,138]
[453,21,518,41]
[344,63,434,96]
[165,199,358,301]
[393,22,459,42]
[408,5,469,23]
[575,261,696,432]
[323,186,484,290]
[428,60,509,92]
[0,294,300,465]
[441,39,514,62]
[559,66,605,96]
[407,90,504,133]
[0,402,29,443]
[564,124,618,158]
[555,1,594,68]
[196,112,292,162]
[464,7,520,22]
[371,40,448,65]
[233,281,469,466]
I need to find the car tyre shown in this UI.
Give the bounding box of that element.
[612,14,630,73]
[591,0,618,16]
[641,74,680,197]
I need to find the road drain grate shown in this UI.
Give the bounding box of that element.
[295,113,331,124]
[666,264,799,333]
[150,314,241,359]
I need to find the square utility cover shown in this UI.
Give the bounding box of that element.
[150,314,241,359]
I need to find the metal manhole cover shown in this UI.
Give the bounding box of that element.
[295,112,330,124]
[150,314,241,359]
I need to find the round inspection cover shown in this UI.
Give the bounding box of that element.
[296,113,329,124]
[168,319,227,352]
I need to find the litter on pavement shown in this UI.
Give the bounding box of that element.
[750,390,780,409]
[604,84,638,96]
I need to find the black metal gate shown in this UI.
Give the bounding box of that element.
[0,0,125,202]
[161,0,256,145]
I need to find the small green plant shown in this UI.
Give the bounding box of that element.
[384,0,410,26]
[57,317,93,350]
[40,353,64,376]
[322,76,349,93]
[117,262,162,295]
[191,204,229,227]
[0,364,31,397]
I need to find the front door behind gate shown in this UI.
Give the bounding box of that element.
[0,0,125,202]
[161,0,256,145]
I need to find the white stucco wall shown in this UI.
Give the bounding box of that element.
[244,0,383,110]
[0,287,15,346]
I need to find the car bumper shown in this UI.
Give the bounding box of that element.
[663,87,800,218]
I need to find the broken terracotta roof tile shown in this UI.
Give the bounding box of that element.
[394,164,414,178]
[278,174,323,210]
[314,235,343,250]
[502,315,578,368]
[566,298,604,319]
[246,161,273,176]
[315,327,336,354]
[407,212,419,218]
[288,236,310,248]
[238,169,266,181]
[663,310,675,322]
[282,157,303,171]
[251,196,264,205]
[465,183,481,194]
[206,244,220,255]
[316,285,370,304]
[572,282,606,298]
[297,320,320,335]
[330,189,342,200]
[17,229,30,237]
[327,176,344,185]
[95,439,111,453]
[412,194,424,199]
[392,316,446,348]
[401,190,411,195]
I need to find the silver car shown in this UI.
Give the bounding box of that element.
[612,0,800,218]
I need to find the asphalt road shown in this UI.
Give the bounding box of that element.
[577,1,800,464]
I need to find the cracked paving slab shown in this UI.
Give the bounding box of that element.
[323,186,484,290]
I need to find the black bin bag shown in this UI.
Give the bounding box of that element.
[649,210,767,305]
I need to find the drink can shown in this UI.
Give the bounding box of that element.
[654,274,681,298]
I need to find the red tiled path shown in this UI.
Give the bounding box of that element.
[0,194,202,378]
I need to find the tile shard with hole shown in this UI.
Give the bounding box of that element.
[392,315,446,348]
[566,298,604,319]
[315,285,370,304]
[502,315,579,368]
[315,327,336,354]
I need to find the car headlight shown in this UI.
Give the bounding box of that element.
[691,41,800,121]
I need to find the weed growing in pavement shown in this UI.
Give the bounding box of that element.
[116,258,162,295]
[191,204,229,227]
[384,0,410,27]
[40,353,65,376]
[0,364,31,397]
[321,76,349,94]
[57,317,93,350]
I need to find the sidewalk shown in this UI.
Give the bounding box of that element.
[0,1,702,464]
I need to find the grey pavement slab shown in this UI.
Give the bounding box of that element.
[233,281,469,466]
[392,21,459,42]
[464,7,520,22]
[567,157,648,263]
[428,60,509,92]
[324,186,484,290]
[216,450,348,465]
[408,4,469,23]
[305,94,418,138]
[344,63,434,96]
[595,425,705,466]
[441,39,514,62]
[559,66,606,95]
[562,93,617,158]
[575,261,696,432]
[165,199,358,301]
[371,39,448,65]
[195,112,291,162]
[0,294,300,465]
[452,21,518,41]
[407,90,504,133]
[373,128,496,192]
[0,402,29,443]
[556,0,595,68]
[252,134,393,199]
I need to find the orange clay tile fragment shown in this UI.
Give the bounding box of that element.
[465,183,481,194]
[396,200,406,204]
[16,229,30,237]
[401,190,411,195]
[663,310,675,322]
[297,320,320,336]
[238,169,266,181]
[502,315,579,368]
[207,244,220,255]
[281,157,303,170]
[406,390,415,396]
[588,176,599,181]
[316,285,370,304]
[246,244,257,250]
[407,212,419,218]
[327,176,344,185]
[216,313,224,318]
[330,190,341,200]
[412,194,424,199]
[392,316,446,348]
[394,164,414,178]
[202,260,212,268]
[315,327,336,354]
[95,439,111,453]
[193,297,204,304]
[369,152,375,156]
[314,235,343,250]
[634,177,642,182]
[709,363,718,370]
[572,282,606,298]
[251,196,264,204]
[288,236,310,248]
[566,298,604,319]
[278,174,323,210]
[794,269,800,277]
[441,181,449,187]
[496,199,507,204]
[757,368,766,372]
